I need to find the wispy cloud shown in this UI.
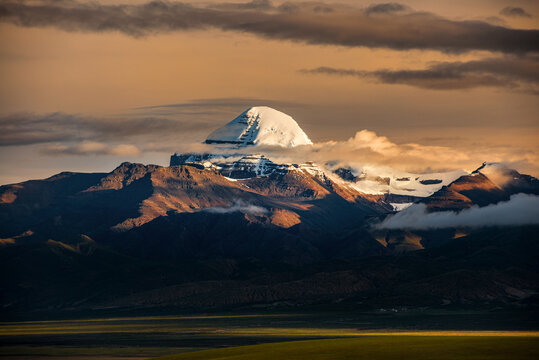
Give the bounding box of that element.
[135,97,304,112]
[300,56,539,94]
[0,1,537,54]
[210,0,273,11]
[41,141,141,156]
[0,111,212,147]
[2,105,537,174]
[0,97,304,157]
[376,193,539,229]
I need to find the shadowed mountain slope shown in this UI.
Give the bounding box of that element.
[1,160,538,316]
[1,225,537,315]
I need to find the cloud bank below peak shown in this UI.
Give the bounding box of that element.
[376,193,539,230]
[0,0,537,54]
[258,128,538,176]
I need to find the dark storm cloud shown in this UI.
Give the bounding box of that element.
[364,3,407,16]
[0,112,212,146]
[500,6,532,18]
[300,56,539,93]
[0,1,538,54]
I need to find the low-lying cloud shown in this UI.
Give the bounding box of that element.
[376,193,539,230]
[300,55,539,94]
[250,128,538,177]
[204,200,267,215]
[0,0,537,54]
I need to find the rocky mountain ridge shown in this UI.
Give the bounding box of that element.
[1,108,538,315]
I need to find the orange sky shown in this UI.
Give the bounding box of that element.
[0,0,537,184]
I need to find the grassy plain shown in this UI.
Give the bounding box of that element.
[0,311,537,359]
[154,336,539,360]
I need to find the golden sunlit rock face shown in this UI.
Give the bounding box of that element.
[9,161,383,232]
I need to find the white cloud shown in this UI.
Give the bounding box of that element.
[203,201,267,215]
[247,129,474,175]
[250,128,538,177]
[376,193,539,230]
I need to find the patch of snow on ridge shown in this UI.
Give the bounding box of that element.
[389,169,468,197]
[391,202,414,211]
[205,106,313,148]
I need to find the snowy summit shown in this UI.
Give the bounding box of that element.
[205,106,313,148]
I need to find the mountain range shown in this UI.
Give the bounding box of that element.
[1,107,538,316]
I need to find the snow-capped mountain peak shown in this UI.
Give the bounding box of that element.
[205,106,313,148]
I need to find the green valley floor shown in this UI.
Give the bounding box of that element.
[153,336,539,360]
